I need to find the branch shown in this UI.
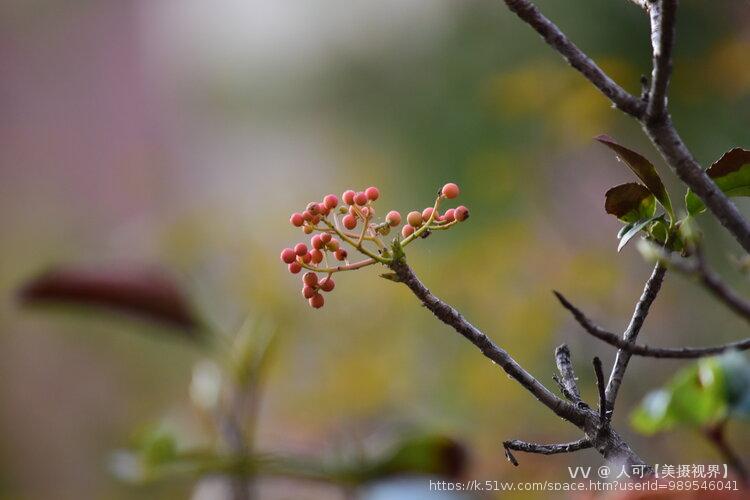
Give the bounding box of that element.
[646,0,677,121]
[501,0,645,117]
[592,357,609,427]
[389,259,584,425]
[554,344,582,402]
[605,263,667,408]
[503,438,591,466]
[703,421,749,484]
[555,290,750,358]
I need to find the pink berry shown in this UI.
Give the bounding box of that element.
[342,190,356,205]
[365,186,380,201]
[290,213,304,227]
[311,234,323,249]
[317,203,328,215]
[443,208,456,222]
[319,277,335,292]
[309,293,325,309]
[301,253,312,264]
[303,272,318,287]
[407,211,423,227]
[320,233,332,244]
[455,205,470,221]
[442,183,460,199]
[324,194,339,209]
[310,249,323,264]
[302,286,317,299]
[354,192,368,206]
[281,248,296,264]
[402,225,415,238]
[288,262,302,274]
[342,214,357,230]
[302,211,313,222]
[422,207,434,221]
[386,210,402,226]
[294,243,308,256]
[307,202,320,215]
[335,248,347,261]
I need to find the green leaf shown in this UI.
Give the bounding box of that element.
[605,183,656,223]
[596,135,673,218]
[685,148,750,215]
[631,389,674,435]
[718,351,750,418]
[617,215,660,252]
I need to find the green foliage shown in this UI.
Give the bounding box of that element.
[605,183,656,223]
[685,148,750,215]
[631,352,750,435]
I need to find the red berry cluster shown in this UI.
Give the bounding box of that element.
[280,183,468,308]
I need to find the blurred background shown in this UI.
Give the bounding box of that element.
[1,0,750,498]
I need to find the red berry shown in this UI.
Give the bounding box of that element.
[335,248,348,261]
[310,249,323,264]
[407,211,423,227]
[311,215,321,224]
[294,243,308,256]
[442,182,460,199]
[342,214,357,230]
[365,186,380,201]
[319,277,335,292]
[290,213,304,227]
[422,207,434,221]
[311,234,323,249]
[301,252,312,264]
[302,211,313,222]
[455,205,470,221]
[324,194,339,209]
[303,272,318,287]
[443,208,456,222]
[317,203,328,215]
[354,191,368,206]
[288,262,302,274]
[302,285,317,299]
[386,210,402,226]
[280,248,296,264]
[320,232,332,244]
[342,190,356,205]
[309,293,325,309]
[306,202,319,215]
[402,225,415,238]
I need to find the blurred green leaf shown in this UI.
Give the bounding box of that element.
[718,351,750,418]
[596,135,673,219]
[605,182,657,223]
[685,148,750,215]
[617,215,660,252]
[368,434,467,481]
[631,389,674,435]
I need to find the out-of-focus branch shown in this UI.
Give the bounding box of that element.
[605,263,667,408]
[503,438,591,466]
[501,0,645,117]
[555,290,750,358]
[703,421,748,484]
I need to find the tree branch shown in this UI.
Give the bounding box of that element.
[503,438,591,466]
[646,0,677,121]
[554,344,582,402]
[703,421,749,484]
[555,290,750,358]
[389,259,584,425]
[501,0,645,117]
[593,357,610,427]
[605,263,667,408]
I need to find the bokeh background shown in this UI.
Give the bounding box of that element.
[2,0,750,498]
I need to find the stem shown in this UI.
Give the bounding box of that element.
[300,258,377,274]
[703,421,748,484]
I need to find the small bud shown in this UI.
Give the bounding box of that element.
[327,238,340,251]
[441,183,460,199]
[402,225,415,238]
[303,225,314,234]
[422,207,434,221]
[386,210,402,226]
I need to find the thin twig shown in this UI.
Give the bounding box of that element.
[555,291,750,358]
[554,344,581,402]
[646,0,677,121]
[503,438,591,466]
[501,0,644,117]
[605,263,666,408]
[703,421,749,484]
[593,357,609,428]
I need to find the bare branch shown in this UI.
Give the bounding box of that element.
[646,0,677,121]
[605,263,667,407]
[555,290,750,358]
[501,0,645,117]
[592,357,609,427]
[554,344,581,402]
[390,259,584,425]
[704,421,749,484]
[503,438,591,466]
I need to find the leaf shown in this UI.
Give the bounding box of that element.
[685,148,750,215]
[617,215,660,252]
[379,272,402,283]
[605,183,657,223]
[18,264,203,337]
[596,134,673,218]
[631,390,674,435]
[368,435,467,480]
[718,351,750,418]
